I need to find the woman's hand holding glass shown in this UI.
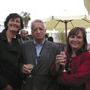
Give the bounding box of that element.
[55,51,67,71]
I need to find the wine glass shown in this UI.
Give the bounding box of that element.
[25,64,34,78]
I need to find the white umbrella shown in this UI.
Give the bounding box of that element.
[45,15,90,42]
[84,0,90,15]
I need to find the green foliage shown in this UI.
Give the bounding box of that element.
[21,11,31,28]
[59,31,66,43]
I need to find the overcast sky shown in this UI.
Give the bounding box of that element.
[0,0,90,43]
[0,0,88,24]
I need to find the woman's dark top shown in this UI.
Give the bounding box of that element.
[0,30,22,90]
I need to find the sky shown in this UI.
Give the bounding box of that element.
[0,0,90,43]
[0,0,88,24]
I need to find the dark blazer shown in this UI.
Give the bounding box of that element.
[21,40,64,90]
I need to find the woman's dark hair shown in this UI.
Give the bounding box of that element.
[67,27,87,58]
[4,13,24,30]
[65,27,87,72]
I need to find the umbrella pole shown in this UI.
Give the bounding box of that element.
[64,21,68,44]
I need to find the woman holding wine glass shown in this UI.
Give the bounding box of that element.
[51,27,90,90]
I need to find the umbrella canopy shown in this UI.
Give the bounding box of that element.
[44,16,90,41]
[84,0,90,15]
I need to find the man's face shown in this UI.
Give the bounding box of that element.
[32,22,46,42]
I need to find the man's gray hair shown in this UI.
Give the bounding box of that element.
[31,19,45,31]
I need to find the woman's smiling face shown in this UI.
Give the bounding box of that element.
[69,31,84,51]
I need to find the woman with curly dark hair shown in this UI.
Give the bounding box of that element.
[0,13,24,90]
